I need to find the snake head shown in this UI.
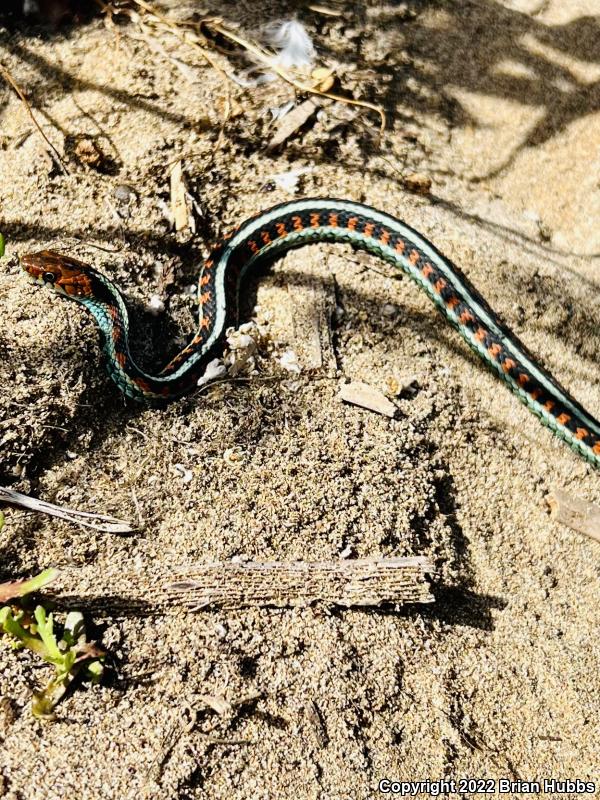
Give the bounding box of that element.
[20,250,95,298]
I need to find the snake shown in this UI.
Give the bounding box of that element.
[20,197,600,468]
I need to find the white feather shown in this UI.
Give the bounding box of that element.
[263,20,316,69]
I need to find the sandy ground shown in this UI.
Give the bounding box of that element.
[1,1,599,798]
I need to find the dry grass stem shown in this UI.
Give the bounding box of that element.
[0,487,133,533]
[0,63,69,174]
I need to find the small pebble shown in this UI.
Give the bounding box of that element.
[114,184,135,203]
[402,173,432,195]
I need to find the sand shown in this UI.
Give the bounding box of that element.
[0,1,599,798]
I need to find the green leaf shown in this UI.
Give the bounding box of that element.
[0,568,59,604]
[21,568,59,595]
[34,606,62,662]
[32,677,68,721]
[0,233,5,258]
[86,660,104,683]
[0,607,47,657]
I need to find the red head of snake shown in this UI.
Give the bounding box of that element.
[20,250,95,298]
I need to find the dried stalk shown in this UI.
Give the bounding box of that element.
[106,2,385,132]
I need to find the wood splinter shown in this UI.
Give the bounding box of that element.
[52,556,435,613]
[166,555,434,609]
[546,490,600,544]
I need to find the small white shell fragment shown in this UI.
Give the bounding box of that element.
[214,623,228,639]
[279,349,302,373]
[270,167,313,195]
[173,463,193,483]
[269,100,295,121]
[226,322,260,353]
[229,333,256,351]
[197,358,227,388]
[147,294,165,315]
[338,381,397,418]
[223,447,243,465]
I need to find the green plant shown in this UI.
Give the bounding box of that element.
[0,567,58,603]
[0,570,105,720]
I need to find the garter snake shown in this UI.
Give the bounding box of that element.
[20,197,600,467]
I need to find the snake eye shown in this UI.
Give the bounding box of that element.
[42,272,56,284]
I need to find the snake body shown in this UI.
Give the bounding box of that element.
[21,197,600,467]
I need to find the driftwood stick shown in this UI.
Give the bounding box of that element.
[51,556,434,614]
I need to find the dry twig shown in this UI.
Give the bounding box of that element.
[339,381,397,418]
[108,0,235,143]
[99,3,385,133]
[0,63,69,174]
[0,487,133,534]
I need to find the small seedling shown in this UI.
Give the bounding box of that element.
[0,569,105,720]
